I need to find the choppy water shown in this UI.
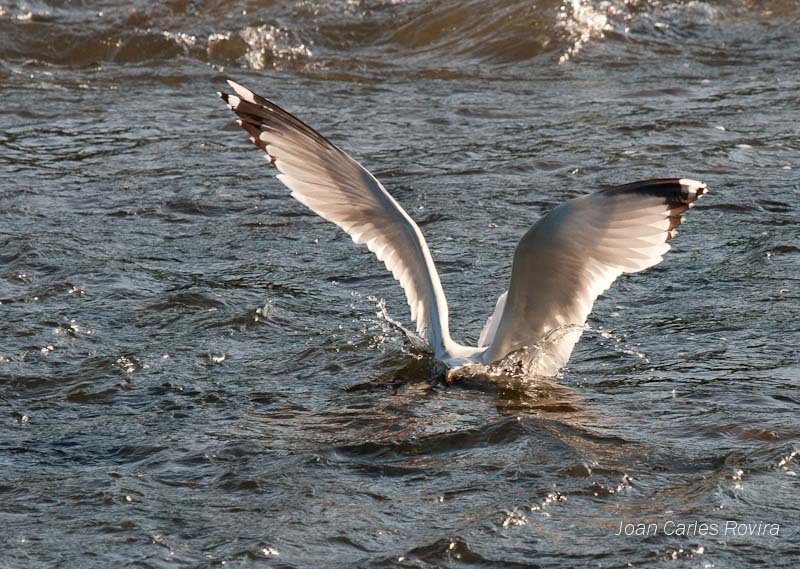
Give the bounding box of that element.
[1,0,799,567]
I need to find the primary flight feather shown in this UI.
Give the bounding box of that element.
[218,80,707,376]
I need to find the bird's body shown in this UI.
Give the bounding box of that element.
[219,80,707,377]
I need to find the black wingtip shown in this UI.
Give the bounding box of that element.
[604,178,708,207]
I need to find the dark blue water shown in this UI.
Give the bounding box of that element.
[1,1,799,567]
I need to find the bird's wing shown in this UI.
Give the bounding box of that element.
[218,80,453,354]
[481,178,707,372]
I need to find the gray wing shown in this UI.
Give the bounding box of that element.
[218,81,453,355]
[481,178,707,373]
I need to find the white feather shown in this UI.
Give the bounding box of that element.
[219,81,707,374]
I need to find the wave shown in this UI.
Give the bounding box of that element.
[1,1,793,73]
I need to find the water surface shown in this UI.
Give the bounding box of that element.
[1,1,799,567]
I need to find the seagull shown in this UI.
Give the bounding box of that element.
[218,80,707,377]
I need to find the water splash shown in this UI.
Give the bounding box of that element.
[447,324,587,386]
[368,295,430,355]
[488,323,587,379]
[591,325,649,362]
[205,25,312,70]
[558,0,617,63]
[239,25,313,70]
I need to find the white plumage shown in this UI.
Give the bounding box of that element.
[219,80,707,376]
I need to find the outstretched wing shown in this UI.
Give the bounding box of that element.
[218,80,453,355]
[481,178,707,372]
